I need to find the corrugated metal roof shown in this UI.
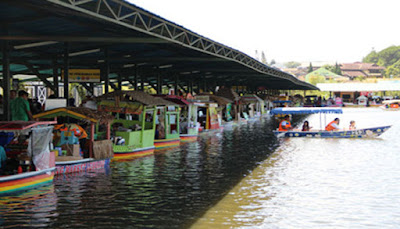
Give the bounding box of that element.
[0,0,317,90]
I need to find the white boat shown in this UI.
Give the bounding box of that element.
[380,100,400,111]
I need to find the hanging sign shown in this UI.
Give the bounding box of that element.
[62,69,100,82]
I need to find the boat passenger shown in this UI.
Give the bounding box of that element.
[301,121,312,131]
[325,118,340,131]
[278,115,293,131]
[349,120,356,130]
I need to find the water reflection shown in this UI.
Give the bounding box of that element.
[192,108,400,228]
[3,109,397,228]
[0,185,57,228]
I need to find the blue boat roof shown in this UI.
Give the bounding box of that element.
[270,107,343,115]
[273,100,292,103]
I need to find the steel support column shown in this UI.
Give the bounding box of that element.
[117,74,122,91]
[2,41,11,121]
[104,48,109,93]
[140,73,144,91]
[53,58,59,97]
[203,76,207,93]
[134,65,138,90]
[189,79,193,94]
[63,42,69,106]
[174,75,179,95]
[156,68,161,94]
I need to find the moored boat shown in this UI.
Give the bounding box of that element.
[0,121,56,196]
[194,94,232,132]
[33,108,114,175]
[154,94,200,142]
[97,91,179,155]
[153,101,181,148]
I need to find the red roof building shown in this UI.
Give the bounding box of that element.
[340,62,385,79]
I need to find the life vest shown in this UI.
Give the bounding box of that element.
[325,121,337,131]
[279,120,291,131]
[390,103,399,108]
[54,124,88,139]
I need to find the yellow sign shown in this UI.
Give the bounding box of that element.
[62,69,100,82]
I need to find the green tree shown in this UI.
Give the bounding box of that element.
[334,62,342,75]
[308,62,313,73]
[284,61,301,68]
[261,51,267,65]
[322,64,335,72]
[362,49,379,64]
[306,74,325,85]
[385,59,400,78]
[376,46,400,67]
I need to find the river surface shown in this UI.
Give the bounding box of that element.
[1,108,399,228]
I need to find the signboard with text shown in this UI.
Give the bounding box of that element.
[62,69,100,82]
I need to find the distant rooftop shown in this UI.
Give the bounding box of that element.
[340,62,385,70]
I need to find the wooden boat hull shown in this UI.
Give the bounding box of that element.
[154,138,180,149]
[0,168,55,196]
[113,146,155,160]
[274,126,392,138]
[55,158,110,175]
[180,134,198,142]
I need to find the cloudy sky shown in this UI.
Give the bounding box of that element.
[128,0,399,64]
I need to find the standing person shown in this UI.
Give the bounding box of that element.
[10,90,33,121]
[0,95,3,116]
[325,118,340,131]
[10,90,17,100]
[278,115,293,131]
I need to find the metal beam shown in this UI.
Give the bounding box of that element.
[80,83,94,95]
[23,61,56,92]
[0,35,167,44]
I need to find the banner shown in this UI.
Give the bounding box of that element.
[62,69,100,82]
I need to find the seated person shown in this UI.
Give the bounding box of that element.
[349,120,356,130]
[325,118,340,131]
[301,121,312,131]
[278,115,293,131]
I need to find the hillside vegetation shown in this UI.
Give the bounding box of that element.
[363,45,400,78]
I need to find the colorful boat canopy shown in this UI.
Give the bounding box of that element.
[98,100,144,115]
[33,107,114,124]
[270,107,343,115]
[0,121,56,131]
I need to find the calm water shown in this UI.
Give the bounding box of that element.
[1,108,399,228]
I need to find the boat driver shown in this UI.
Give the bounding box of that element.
[278,115,293,131]
[325,118,340,131]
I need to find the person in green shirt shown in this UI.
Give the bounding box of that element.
[10,90,33,121]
